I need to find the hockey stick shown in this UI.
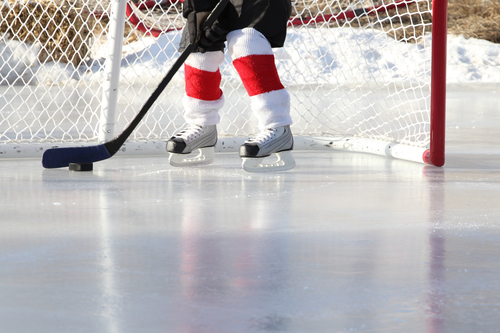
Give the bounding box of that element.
[42,0,230,169]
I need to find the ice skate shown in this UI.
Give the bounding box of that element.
[166,124,217,167]
[239,125,295,172]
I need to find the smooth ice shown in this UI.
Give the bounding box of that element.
[1,87,500,333]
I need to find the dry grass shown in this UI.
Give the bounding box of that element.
[448,0,500,43]
[0,0,93,66]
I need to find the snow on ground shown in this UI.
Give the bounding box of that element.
[446,35,500,83]
[1,28,500,86]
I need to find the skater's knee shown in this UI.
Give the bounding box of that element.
[227,28,272,61]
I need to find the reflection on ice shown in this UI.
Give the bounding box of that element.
[2,89,500,332]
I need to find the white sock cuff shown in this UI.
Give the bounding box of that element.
[227,28,273,61]
[182,94,224,126]
[185,51,225,72]
[249,89,292,130]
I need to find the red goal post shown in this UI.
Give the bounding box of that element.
[0,0,446,166]
[428,0,447,167]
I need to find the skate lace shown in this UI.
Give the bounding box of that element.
[247,128,276,145]
[174,124,204,141]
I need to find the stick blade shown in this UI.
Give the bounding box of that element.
[42,144,112,169]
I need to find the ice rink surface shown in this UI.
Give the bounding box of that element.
[1,87,500,333]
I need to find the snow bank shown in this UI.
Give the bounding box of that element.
[447,35,500,83]
[1,28,500,86]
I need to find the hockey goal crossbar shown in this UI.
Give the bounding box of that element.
[125,0,419,38]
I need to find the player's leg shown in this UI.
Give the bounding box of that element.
[166,51,224,167]
[227,28,295,172]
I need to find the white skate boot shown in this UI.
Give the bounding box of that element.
[239,125,295,172]
[166,124,217,167]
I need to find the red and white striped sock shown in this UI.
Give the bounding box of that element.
[183,51,225,126]
[227,28,292,130]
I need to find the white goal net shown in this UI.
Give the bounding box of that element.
[0,0,441,162]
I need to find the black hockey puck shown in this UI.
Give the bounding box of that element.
[69,163,93,171]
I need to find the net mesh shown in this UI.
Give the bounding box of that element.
[0,0,433,151]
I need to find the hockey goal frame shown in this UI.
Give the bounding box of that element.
[0,0,447,166]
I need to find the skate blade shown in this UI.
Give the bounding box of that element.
[242,151,295,173]
[169,147,215,167]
